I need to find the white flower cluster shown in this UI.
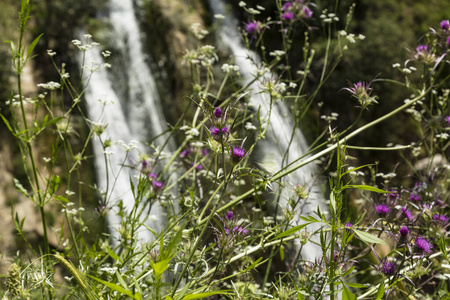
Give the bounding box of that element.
[37,81,61,90]
[191,23,209,40]
[5,94,36,106]
[184,45,217,67]
[221,63,240,73]
[338,31,365,43]
[117,140,138,151]
[320,10,339,23]
[320,112,339,122]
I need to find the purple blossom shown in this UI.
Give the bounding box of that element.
[225,211,234,220]
[303,6,313,18]
[410,192,421,201]
[231,146,246,162]
[283,11,294,21]
[152,180,163,189]
[211,126,229,139]
[401,207,413,221]
[233,226,249,235]
[375,204,390,216]
[399,226,409,238]
[441,20,450,30]
[282,2,292,10]
[180,149,191,158]
[142,160,148,167]
[381,261,397,276]
[345,222,353,228]
[202,149,209,156]
[433,214,449,223]
[415,237,433,254]
[194,163,203,170]
[214,107,222,118]
[447,37,450,47]
[245,21,259,36]
[149,172,157,179]
[416,44,428,53]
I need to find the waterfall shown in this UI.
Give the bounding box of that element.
[83,0,174,245]
[207,0,326,260]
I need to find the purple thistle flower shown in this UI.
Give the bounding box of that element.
[245,21,259,36]
[225,228,230,235]
[375,204,390,216]
[303,6,313,18]
[149,172,157,179]
[441,20,450,30]
[401,207,413,221]
[214,107,222,118]
[283,11,294,21]
[381,261,397,276]
[233,226,249,235]
[152,180,163,189]
[416,44,428,53]
[202,149,209,156]
[231,146,246,162]
[387,191,397,200]
[282,2,292,10]
[142,160,148,167]
[194,163,203,170]
[399,225,409,238]
[410,192,421,201]
[345,222,353,228]
[211,126,221,137]
[221,126,229,135]
[180,149,191,158]
[415,237,433,254]
[225,211,234,220]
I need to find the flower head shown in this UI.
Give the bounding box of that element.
[375,204,390,216]
[415,44,435,63]
[441,20,450,30]
[225,211,234,220]
[344,81,378,109]
[399,225,409,238]
[303,6,313,18]
[415,237,433,254]
[401,207,413,221]
[245,21,259,36]
[283,11,294,21]
[380,260,397,276]
[214,107,223,118]
[230,146,247,163]
[282,2,292,11]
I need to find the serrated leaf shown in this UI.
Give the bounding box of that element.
[271,223,310,241]
[342,284,356,300]
[353,229,386,244]
[345,185,389,194]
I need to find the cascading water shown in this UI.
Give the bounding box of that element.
[83,0,174,245]
[207,0,326,260]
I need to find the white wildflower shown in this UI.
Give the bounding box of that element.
[37,81,61,90]
[239,1,246,7]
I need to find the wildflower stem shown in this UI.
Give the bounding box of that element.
[200,90,427,221]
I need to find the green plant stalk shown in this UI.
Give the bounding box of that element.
[197,90,427,224]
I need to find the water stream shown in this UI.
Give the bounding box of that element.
[83,0,173,245]
[207,0,326,260]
